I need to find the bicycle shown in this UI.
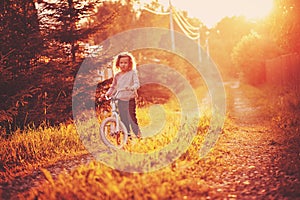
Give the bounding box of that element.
[99,89,130,149]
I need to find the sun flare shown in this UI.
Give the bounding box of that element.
[139,0,274,27]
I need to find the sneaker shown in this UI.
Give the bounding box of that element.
[137,131,141,139]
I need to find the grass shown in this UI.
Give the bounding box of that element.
[2,83,299,199]
[23,159,213,200]
[0,123,87,181]
[19,113,212,200]
[268,87,300,129]
[0,92,214,199]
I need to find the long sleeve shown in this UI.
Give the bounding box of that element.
[107,70,140,101]
[106,76,117,97]
[132,70,140,90]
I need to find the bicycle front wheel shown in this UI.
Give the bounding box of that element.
[100,117,128,149]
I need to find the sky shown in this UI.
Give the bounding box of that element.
[139,0,274,28]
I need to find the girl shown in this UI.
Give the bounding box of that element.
[104,52,141,138]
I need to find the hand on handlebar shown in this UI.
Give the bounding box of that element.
[99,87,135,101]
[124,86,134,91]
[99,93,110,101]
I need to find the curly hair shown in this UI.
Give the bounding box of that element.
[114,52,136,70]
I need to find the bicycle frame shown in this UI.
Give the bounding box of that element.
[106,88,132,131]
[100,88,134,149]
[109,97,121,133]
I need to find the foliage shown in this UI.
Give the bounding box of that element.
[268,0,300,53]
[23,159,208,199]
[231,31,281,85]
[1,0,298,134]
[0,0,44,131]
[0,96,212,194]
[92,0,137,44]
[0,0,114,132]
[14,104,211,199]
[39,0,109,63]
[0,0,42,69]
[0,123,86,181]
[0,0,207,133]
[1,82,300,199]
[209,16,254,78]
[265,86,300,130]
[136,5,169,29]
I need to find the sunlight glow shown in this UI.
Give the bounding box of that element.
[139,0,274,28]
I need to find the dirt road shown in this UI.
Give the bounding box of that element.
[192,82,300,199]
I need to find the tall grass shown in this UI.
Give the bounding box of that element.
[261,85,300,129]
[23,158,213,200]
[0,123,87,180]
[1,93,215,199]
[21,110,212,200]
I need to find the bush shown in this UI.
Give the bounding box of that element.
[231,31,281,85]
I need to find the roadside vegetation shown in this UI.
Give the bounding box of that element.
[1,82,299,199]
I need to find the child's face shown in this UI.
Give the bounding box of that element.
[119,57,130,72]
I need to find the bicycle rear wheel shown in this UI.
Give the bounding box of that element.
[100,117,128,149]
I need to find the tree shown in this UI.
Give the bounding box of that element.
[209,16,254,78]
[268,0,300,53]
[39,0,108,63]
[91,0,137,44]
[135,0,169,28]
[231,31,281,85]
[0,0,42,69]
[0,0,44,132]
[0,0,118,132]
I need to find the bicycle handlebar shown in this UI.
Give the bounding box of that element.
[103,88,134,101]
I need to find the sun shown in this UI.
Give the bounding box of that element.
[138,0,274,28]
